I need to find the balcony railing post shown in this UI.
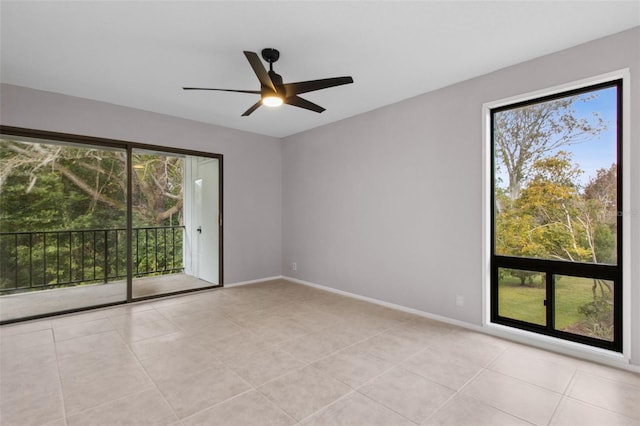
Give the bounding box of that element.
[104,230,108,284]
[56,232,60,285]
[81,231,85,282]
[42,232,47,287]
[15,233,19,289]
[145,228,149,274]
[93,231,97,281]
[29,233,33,288]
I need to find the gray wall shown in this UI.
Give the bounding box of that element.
[0,84,283,284]
[282,27,640,365]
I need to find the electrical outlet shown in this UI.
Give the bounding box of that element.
[456,295,464,307]
[291,262,297,272]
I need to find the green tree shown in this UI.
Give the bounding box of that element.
[494,94,606,201]
[517,152,592,262]
[0,140,183,230]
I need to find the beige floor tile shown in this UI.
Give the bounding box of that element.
[0,340,57,373]
[0,387,65,426]
[0,319,51,337]
[334,313,397,338]
[351,330,429,363]
[401,347,483,390]
[240,315,312,345]
[156,297,225,321]
[403,316,457,333]
[53,317,115,341]
[57,345,139,378]
[566,371,640,420]
[389,318,454,346]
[258,366,351,421]
[171,314,241,336]
[41,418,66,426]
[278,324,368,364]
[301,392,414,426]
[128,330,202,360]
[461,369,562,425]
[488,346,576,393]
[155,363,251,419]
[107,308,169,327]
[66,387,178,426]
[575,360,640,387]
[424,394,531,426]
[61,361,153,415]
[287,306,343,334]
[278,330,347,364]
[426,329,508,368]
[55,330,126,359]
[140,345,223,384]
[359,366,455,423]
[0,328,54,352]
[224,347,305,386]
[229,304,292,328]
[311,346,394,388]
[550,396,638,426]
[197,329,272,361]
[1,360,61,406]
[181,390,296,426]
[114,318,182,343]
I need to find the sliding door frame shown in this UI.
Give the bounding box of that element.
[0,125,223,323]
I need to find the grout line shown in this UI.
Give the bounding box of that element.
[295,389,358,424]
[52,332,70,426]
[355,390,421,425]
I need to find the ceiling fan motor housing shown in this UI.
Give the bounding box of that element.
[261,48,280,64]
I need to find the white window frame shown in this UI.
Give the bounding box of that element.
[481,69,632,366]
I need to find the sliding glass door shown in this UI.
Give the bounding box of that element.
[131,150,220,299]
[0,128,222,322]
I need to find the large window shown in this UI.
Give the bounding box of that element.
[490,80,622,351]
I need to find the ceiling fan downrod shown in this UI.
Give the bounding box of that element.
[261,48,280,71]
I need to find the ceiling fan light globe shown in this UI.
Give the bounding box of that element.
[262,95,283,107]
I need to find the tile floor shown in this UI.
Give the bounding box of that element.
[0,279,638,425]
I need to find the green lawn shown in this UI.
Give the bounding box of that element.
[498,274,601,330]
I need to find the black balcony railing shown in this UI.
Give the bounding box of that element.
[0,226,184,294]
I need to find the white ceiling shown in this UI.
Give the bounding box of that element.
[1,1,638,138]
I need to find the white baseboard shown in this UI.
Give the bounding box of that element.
[224,275,284,288]
[283,276,484,332]
[281,275,640,373]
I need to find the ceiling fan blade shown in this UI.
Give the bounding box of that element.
[243,51,276,92]
[241,100,263,117]
[183,87,260,94]
[285,96,325,113]
[284,77,353,97]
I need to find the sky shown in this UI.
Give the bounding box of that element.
[566,86,618,186]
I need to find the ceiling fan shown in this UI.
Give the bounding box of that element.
[183,48,354,116]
